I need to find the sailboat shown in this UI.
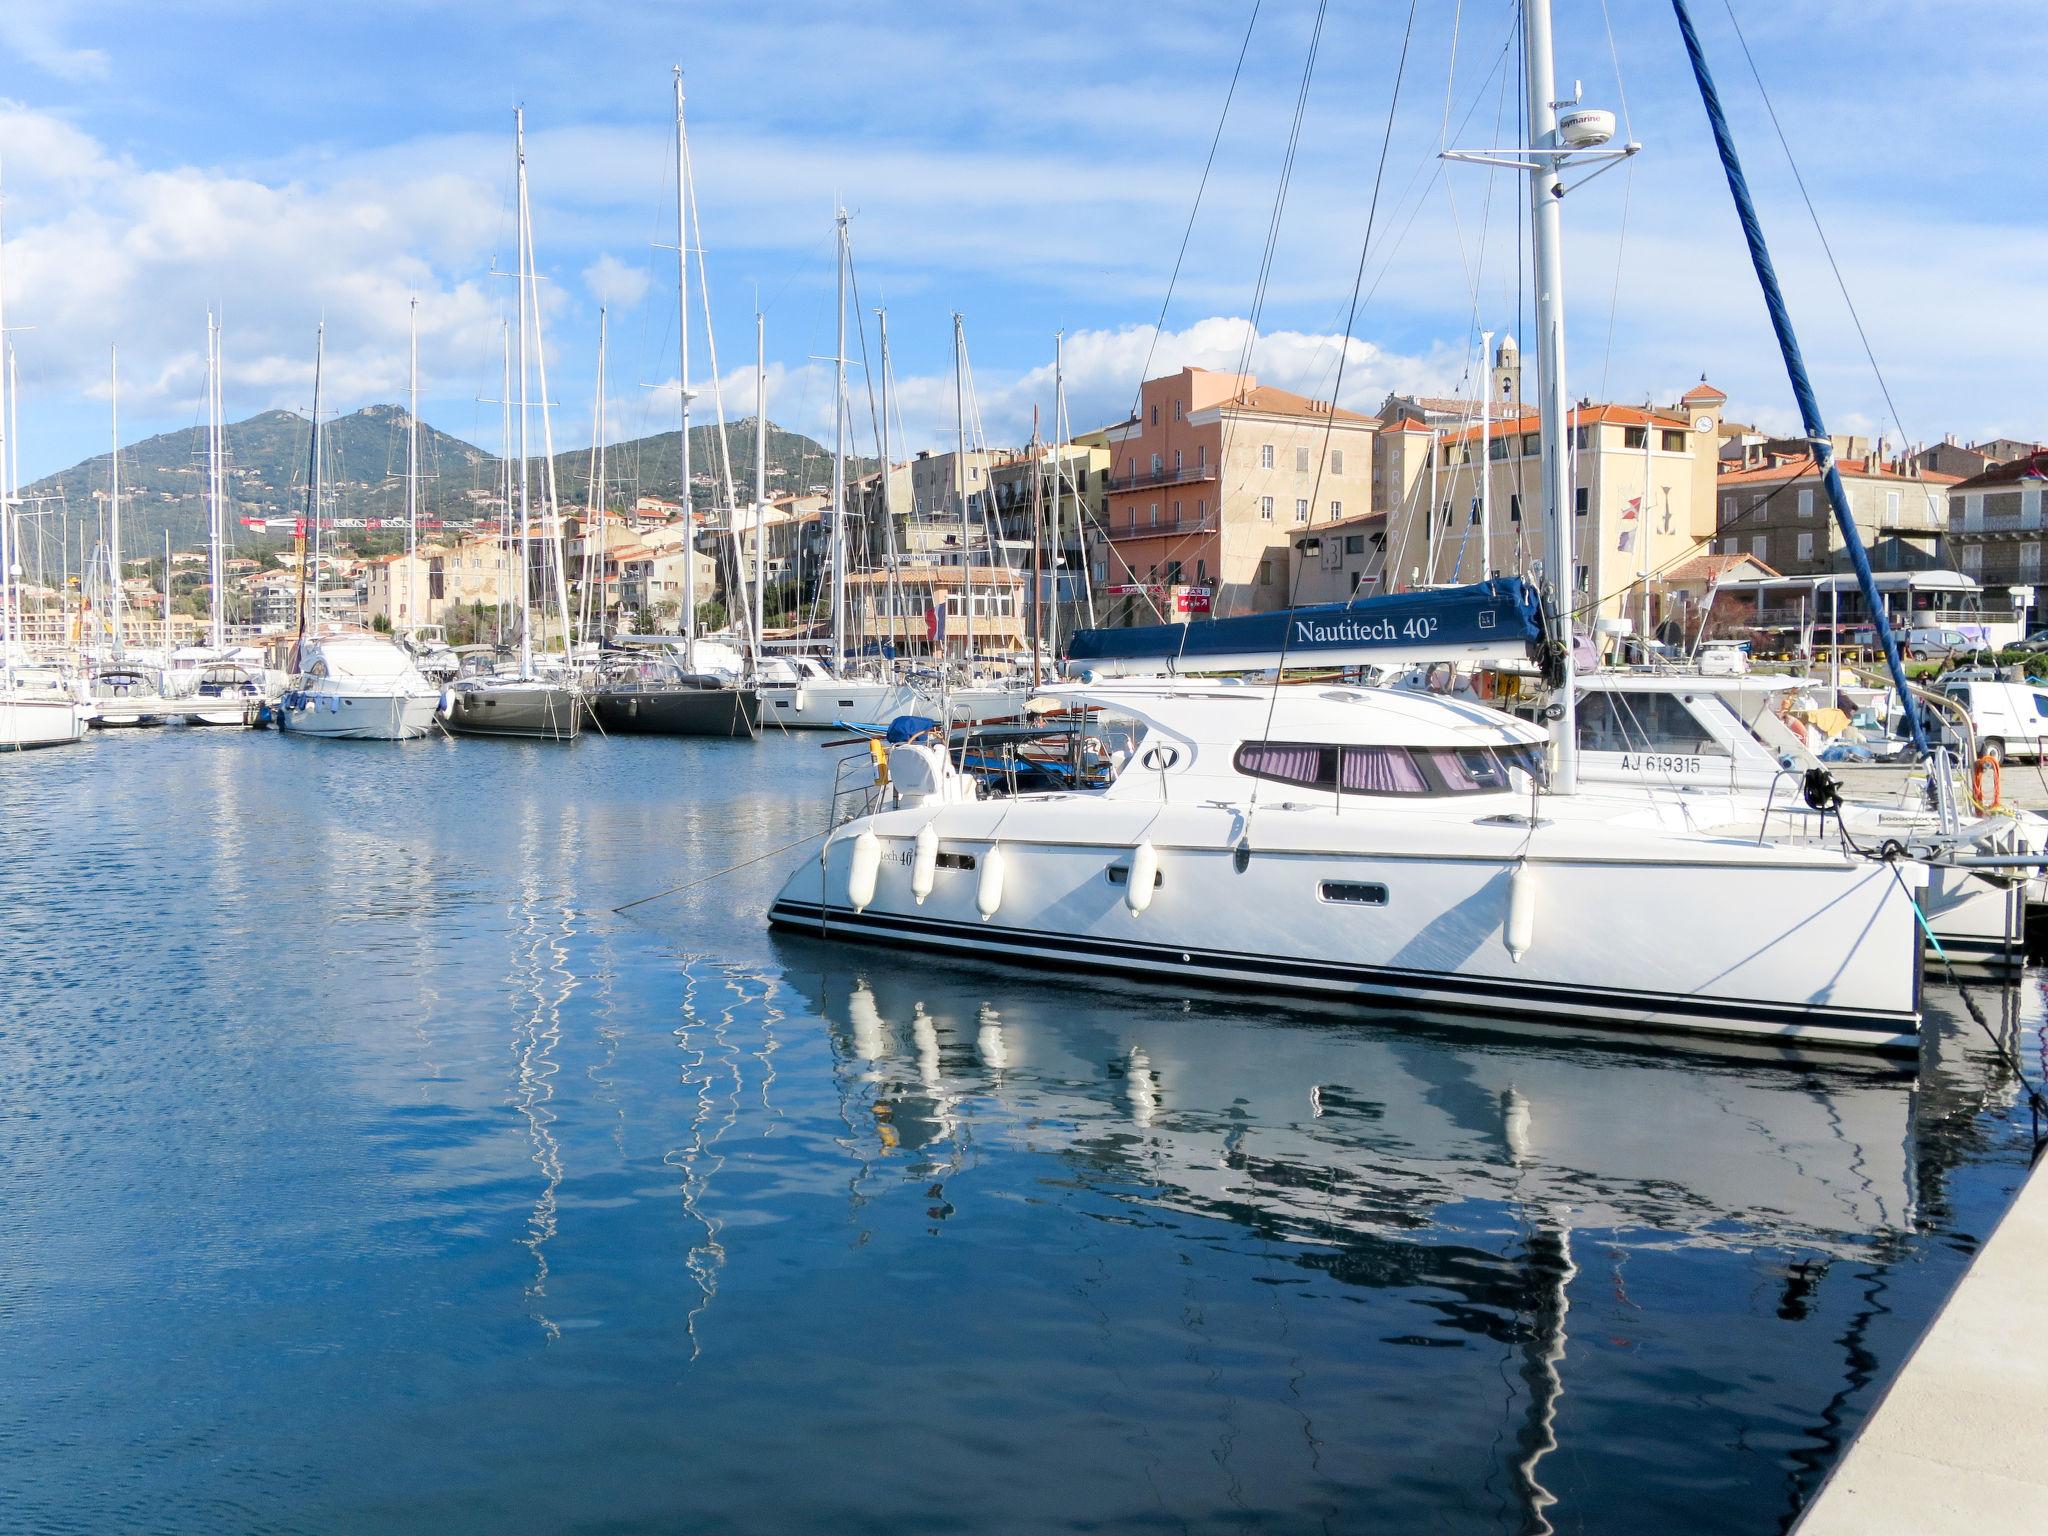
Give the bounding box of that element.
[443,109,582,742]
[768,0,1927,1055]
[588,72,757,739]
[0,196,89,748]
[172,313,267,726]
[755,268,1020,732]
[275,325,443,741]
[84,346,174,728]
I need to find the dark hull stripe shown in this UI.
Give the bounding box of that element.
[767,898,1919,1053]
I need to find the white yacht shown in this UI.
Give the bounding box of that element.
[275,632,442,741]
[757,654,1026,731]
[0,689,91,750]
[771,679,1924,1054]
[1403,665,2039,977]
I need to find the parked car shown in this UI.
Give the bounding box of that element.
[1932,676,2048,762]
[2009,627,2048,654]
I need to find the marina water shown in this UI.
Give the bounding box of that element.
[3,730,2040,1533]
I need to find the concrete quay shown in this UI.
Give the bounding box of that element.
[1796,1147,2048,1532]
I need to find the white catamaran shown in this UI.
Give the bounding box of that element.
[770,0,1931,1054]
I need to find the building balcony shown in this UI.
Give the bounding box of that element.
[1952,515,2046,541]
[1107,463,1218,494]
[1106,518,1218,542]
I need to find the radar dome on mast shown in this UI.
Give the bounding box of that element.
[1558,108,1616,148]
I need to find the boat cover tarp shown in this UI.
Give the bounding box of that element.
[1064,579,1544,676]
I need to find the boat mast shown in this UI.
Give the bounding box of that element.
[951,312,970,666]
[498,323,511,645]
[1668,0,1929,756]
[1479,330,1495,576]
[207,315,226,650]
[673,67,695,668]
[1523,0,1579,792]
[294,327,322,659]
[406,296,419,635]
[109,344,124,655]
[162,528,171,644]
[877,307,904,670]
[520,165,574,660]
[582,308,609,643]
[1638,398,1654,646]
[753,310,767,659]
[514,108,534,681]
[1050,331,1066,658]
[1030,406,1044,683]
[830,209,848,672]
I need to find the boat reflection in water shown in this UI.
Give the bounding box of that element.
[776,947,2026,1531]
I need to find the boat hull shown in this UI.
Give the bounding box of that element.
[443,683,583,741]
[770,813,1923,1054]
[760,681,1023,730]
[275,691,441,741]
[0,697,90,750]
[591,686,759,738]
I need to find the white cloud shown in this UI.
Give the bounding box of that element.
[582,252,649,308]
[0,4,108,84]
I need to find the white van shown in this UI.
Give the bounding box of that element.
[1934,676,2048,761]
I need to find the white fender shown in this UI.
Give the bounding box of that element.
[1126,840,1159,915]
[911,823,939,905]
[1505,860,1537,963]
[977,844,1006,921]
[847,830,882,913]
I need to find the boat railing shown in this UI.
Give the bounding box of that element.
[829,750,886,828]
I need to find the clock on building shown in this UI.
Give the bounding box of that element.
[1692,414,1714,433]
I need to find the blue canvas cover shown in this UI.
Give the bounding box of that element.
[1065,579,1544,675]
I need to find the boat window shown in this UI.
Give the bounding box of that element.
[1236,742,1337,790]
[1091,709,1150,768]
[1422,747,1515,793]
[1577,690,1729,756]
[1339,746,1428,794]
[935,852,977,871]
[1496,744,1548,787]
[1236,741,1528,796]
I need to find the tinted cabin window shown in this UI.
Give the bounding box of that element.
[1576,692,1729,756]
[1235,741,1530,796]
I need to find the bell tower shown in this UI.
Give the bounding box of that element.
[1492,334,1523,410]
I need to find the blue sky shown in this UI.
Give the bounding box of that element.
[1,0,2043,485]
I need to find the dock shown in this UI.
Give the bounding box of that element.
[1796,1146,2048,1532]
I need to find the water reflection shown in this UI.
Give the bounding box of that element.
[779,955,2029,1532]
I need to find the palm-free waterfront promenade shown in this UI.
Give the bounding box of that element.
[1798,1146,2048,1532]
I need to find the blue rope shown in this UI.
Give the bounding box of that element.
[1669,0,1929,755]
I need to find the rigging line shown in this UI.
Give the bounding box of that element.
[1718,0,1917,460]
[1595,159,1635,403]
[1242,0,1420,839]
[1126,0,1264,423]
[1596,0,1634,141]
[1214,0,1328,625]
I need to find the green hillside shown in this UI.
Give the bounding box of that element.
[19,407,858,563]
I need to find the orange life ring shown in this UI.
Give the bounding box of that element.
[1472,669,1498,702]
[1972,752,2001,810]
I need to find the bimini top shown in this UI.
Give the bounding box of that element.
[1064,579,1544,677]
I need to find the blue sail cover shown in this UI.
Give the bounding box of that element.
[1065,579,1544,676]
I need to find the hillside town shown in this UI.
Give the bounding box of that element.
[21,339,2037,663]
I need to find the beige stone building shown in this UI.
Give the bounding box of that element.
[1098,367,1377,624]
[363,534,517,629]
[1379,381,1729,631]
